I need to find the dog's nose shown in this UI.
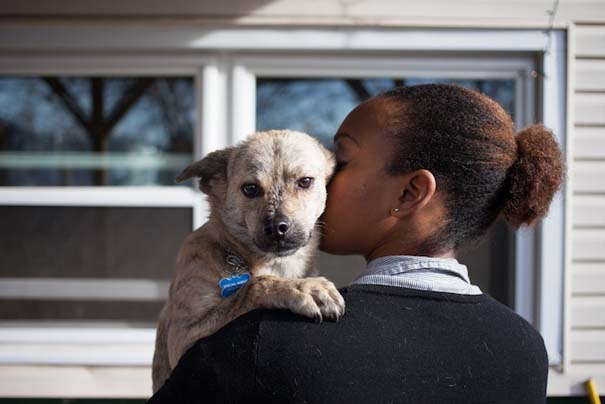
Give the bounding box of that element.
[264,215,291,240]
[275,215,291,237]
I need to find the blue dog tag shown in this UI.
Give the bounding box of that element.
[219,273,251,298]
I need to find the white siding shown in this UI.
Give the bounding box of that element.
[573,162,605,193]
[571,330,605,362]
[576,25,605,57]
[575,60,605,91]
[575,93,605,125]
[574,127,605,159]
[572,263,605,294]
[570,25,605,375]
[573,196,605,226]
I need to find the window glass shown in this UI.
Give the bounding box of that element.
[257,78,514,148]
[0,76,194,186]
[0,300,163,322]
[0,206,190,279]
[0,206,190,323]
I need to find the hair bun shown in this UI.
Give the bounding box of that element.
[502,124,566,229]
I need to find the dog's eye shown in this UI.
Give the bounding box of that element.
[297,177,314,189]
[241,183,261,198]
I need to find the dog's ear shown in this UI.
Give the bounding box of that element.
[175,148,234,195]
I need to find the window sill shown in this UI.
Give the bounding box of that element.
[0,322,155,366]
[0,365,600,398]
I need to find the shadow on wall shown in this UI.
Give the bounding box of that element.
[0,1,280,19]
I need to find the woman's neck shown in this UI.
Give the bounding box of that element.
[364,241,455,262]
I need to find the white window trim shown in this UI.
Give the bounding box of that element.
[0,25,568,397]
[535,30,568,370]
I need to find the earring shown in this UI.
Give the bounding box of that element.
[392,208,400,213]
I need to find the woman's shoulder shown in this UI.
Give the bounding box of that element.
[154,286,548,403]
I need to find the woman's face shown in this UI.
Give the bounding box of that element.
[319,97,405,257]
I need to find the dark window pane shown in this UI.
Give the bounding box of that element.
[0,206,190,279]
[0,76,194,186]
[0,300,163,322]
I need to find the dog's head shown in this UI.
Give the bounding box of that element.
[176,130,335,257]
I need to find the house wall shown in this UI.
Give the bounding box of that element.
[570,23,605,378]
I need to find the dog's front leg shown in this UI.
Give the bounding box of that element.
[170,274,345,366]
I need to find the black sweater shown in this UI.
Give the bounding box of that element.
[148,284,548,404]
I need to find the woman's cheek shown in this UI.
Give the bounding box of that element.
[324,176,345,223]
[323,175,354,231]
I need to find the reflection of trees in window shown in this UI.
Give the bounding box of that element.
[257,77,514,149]
[0,77,194,186]
[43,77,153,185]
[345,79,406,102]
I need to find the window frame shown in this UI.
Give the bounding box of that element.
[228,37,567,369]
[0,26,568,397]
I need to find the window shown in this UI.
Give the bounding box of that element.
[0,29,567,391]
[0,74,197,322]
[0,58,208,367]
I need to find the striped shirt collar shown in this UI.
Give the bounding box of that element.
[351,255,482,295]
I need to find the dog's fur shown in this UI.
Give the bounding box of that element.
[152,130,345,392]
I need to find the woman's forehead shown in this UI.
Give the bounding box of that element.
[337,97,398,145]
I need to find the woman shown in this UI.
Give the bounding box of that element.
[148,84,565,403]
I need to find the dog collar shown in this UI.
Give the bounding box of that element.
[219,252,251,298]
[225,252,249,275]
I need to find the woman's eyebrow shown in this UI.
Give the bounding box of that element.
[334,132,360,145]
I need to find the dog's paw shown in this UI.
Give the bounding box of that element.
[247,275,346,323]
[292,277,346,323]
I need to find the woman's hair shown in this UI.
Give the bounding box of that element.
[379,84,566,255]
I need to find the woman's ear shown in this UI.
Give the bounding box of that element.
[391,169,437,217]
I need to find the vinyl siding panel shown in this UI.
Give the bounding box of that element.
[572,229,605,261]
[574,127,605,159]
[570,330,605,362]
[574,93,605,126]
[571,297,605,328]
[569,24,605,373]
[573,162,605,193]
[576,25,605,57]
[572,263,605,295]
[573,195,605,226]
[576,60,605,92]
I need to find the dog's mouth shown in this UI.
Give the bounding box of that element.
[255,239,302,256]
[254,231,313,257]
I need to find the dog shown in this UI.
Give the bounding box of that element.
[152,129,346,392]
